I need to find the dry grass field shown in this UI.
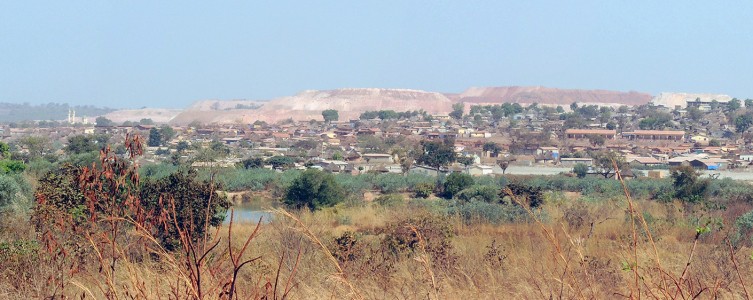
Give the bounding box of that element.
[2,192,751,299]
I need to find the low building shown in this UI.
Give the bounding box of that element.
[409,165,443,176]
[536,146,560,159]
[560,157,594,167]
[466,165,494,176]
[626,156,663,167]
[564,129,616,140]
[689,158,729,170]
[739,153,753,162]
[316,160,352,173]
[622,130,685,141]
[362,153,393,164]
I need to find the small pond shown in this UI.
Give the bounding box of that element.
[225,205,274,224]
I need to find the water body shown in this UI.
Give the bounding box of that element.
[225,206,274,224]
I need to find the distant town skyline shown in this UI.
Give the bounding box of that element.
[2,1,753,108]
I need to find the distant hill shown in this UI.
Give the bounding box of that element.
[0,103,114,122]
[169,88,453,125]
[0,86,666,125]
[650,92,733,108]
[169,86,653,125]
[450,86,652,107]
[103,108,183,124]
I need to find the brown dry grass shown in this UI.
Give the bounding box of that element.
[2,194,752,299]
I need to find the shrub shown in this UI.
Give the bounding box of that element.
[381,213,456,270]
[285,169,345,210]
[733,209,753,247]
[375,194,405,208]
[708,178,753,204]
[671,165,708,203]
[267,155,296,170]
[335,173,374,196]
[239,157,264,169]
[140,170,231,251]
[455,184,500,203]
[442,172,474,199]
[502,183,544,208]
[449,201,528,225]
[0,160,25,174]
[413,182,434,198]
[219,168,278,191]
[139,163,179,180]
[155,148,170,156]
[24,159,56,178]
[0,174,32,212]
[404,173,436,190]
[373,174,407,194]
[573,163,588,178]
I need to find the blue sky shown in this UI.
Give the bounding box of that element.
[2,1,753,108]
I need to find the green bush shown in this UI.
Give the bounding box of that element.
[140,170,231,251]
[0,174,32,212]
[375,194,405,208]
[373,174,407,194]
[734,210,753,247]
[335,173,374,196]
[24,159,56,178]
[455,185,500,203]
[381,213,456,270]
[218,168,278,191]
[573,163,588,178]
[671,166,709,203]
[443,173,474,199]
[413,182,434,198]
[285,169,345,210]
[139,163,179,180]
[449,201,528,225]
[708,178,753,204]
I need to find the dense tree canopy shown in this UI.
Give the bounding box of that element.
[322,109,339,122]
[148,128,162,147]
[735,113,753,133]
[417,139,456,171]
[240,157,264,169]
[17,135,52,160]
[65,134,108,155]
[285,169,344,210]
[590,151,628,179]
[639,112,673,130]
[95,116,114,127]
[449,103,464,120]
[482,142,502,157]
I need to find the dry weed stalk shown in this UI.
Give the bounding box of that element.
[407,225,440,300]
[274,208,363,300]
[502,186,587,299]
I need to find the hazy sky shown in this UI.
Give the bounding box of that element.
[2,1,753,108]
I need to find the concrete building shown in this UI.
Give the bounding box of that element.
[622,130,685,141]
[564,129,616,140]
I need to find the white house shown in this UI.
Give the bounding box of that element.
[740,153,753,162]
[466,165,494,176]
